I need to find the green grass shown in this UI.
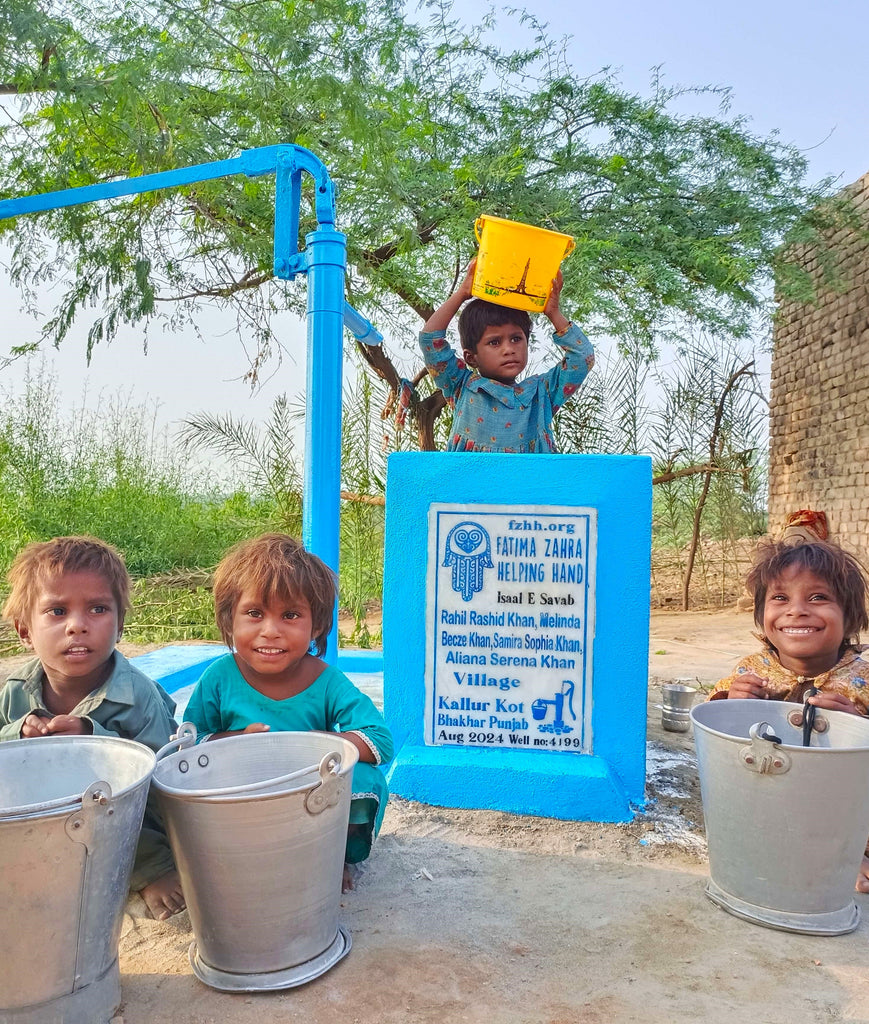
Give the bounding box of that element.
[0,369,387,648]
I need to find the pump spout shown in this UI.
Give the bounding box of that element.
[343,303,383,345]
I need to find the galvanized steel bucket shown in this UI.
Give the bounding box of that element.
[153,725,358,991]
[692,700,869,934]
[0,736,156,1024]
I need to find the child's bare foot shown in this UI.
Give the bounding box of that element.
[856,856,869,894]
[342,863,357,893]
[140,869,185,920]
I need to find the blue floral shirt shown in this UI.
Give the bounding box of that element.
[419,323,595,452]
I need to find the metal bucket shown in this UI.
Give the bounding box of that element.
[0,736,157,1024]
[152,725,358,991]
[692,700,869,934]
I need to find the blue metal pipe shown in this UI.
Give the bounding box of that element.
[303,227,347,662]
[0,145,349,664]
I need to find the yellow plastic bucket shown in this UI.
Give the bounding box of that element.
[472,215,575,312]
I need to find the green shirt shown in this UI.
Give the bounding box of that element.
[0,650,177,750]
[185,654,393,764]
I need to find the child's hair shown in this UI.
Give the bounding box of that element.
[746,540,869,647]
[213,533,336,656]
[458,299,532,353]
[2,535,131,626]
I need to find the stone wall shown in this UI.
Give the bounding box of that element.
[769,172,869,561]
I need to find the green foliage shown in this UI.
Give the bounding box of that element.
[1,0,856,374]
[176,387,387,628]
[0,368,389,647]
[340,371,386,641]
[0,363,270,574]
[177,393,303,535]
[550,334,767,607]
[124,577,221,645]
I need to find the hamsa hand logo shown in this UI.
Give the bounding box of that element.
[443,522,493,601]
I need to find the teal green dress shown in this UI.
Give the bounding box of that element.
[184,655,393,863]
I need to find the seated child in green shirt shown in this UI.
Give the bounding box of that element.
[0,536,185,920]
[183,533,393,891]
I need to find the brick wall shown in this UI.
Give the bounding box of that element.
[769,172,869,561]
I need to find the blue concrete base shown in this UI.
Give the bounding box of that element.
[132,645,227,694]
[385,744,633,822]
[132,644,384,695]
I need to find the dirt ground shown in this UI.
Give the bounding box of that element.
[10,609,869,1023]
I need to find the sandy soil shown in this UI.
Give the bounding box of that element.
[10,610,869,1023]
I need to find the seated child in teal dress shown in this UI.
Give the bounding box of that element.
[0,536,184,920]
[183,533,393,890]
[419,259,595,452]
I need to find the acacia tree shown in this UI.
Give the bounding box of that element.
[0,0,856,447]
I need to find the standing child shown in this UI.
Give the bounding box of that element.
[183,533,393,891]
[419,259,595,452]
[0,536,185,920]
[708,539,869,891]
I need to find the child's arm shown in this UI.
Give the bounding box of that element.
[86,676,177,752]
[419,262,477,402]
[708,664,772,701]
[538,276,595,410]
[721,672,770,700]
[203,724,271,741]
[421,259,476,334]
[21,713,92,736]
[327,673,394,766]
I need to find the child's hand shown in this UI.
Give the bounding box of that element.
[808,692,865,717]
[243,722,270,734]
[45,714,92,735]
[455,258,477,303]
[20,712,91,737]
[727,673,770,699]
[543,270,570,334]
[20,712,52,738]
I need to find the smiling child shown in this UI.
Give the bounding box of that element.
[183,533,393,891]
[709,539,869,890]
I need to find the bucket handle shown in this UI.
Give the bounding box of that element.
[189,759,322,799]
[0,790,83,819]
[739,722,791,775]
[155,722,199,761]
[305,750,346,815]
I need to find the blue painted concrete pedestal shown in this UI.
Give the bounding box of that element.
[387,744,633,821]
[383,452,651,823]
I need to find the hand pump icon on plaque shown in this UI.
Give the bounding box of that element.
[531,680,576,735]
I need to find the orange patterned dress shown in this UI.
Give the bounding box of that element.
[709,646,869,714]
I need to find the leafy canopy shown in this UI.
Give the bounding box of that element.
[0,0,851,365]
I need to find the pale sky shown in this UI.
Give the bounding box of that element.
[1,0,866,434]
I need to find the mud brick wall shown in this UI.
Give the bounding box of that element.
[769,172,869,561]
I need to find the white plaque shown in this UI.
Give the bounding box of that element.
[425,504,596,752]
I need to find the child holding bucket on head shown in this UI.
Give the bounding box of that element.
[183,533,393,891]
[419,258,594,452]
[708,538,869,891]
[0,536,185,920]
